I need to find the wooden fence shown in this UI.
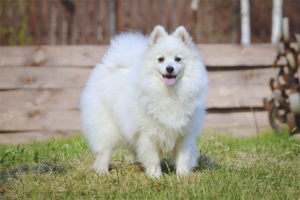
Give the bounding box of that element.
[1,0,300,45]
[0,44,284,144]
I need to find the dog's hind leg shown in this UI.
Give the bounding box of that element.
[81,101,121,174]
[90,117,122,174]
[90,122,121,174]
[91,147,115,174]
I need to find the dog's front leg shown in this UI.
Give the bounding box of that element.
[175,134,199,175]
[135,136,161,178]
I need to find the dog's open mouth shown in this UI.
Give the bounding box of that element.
[162,74,177,86]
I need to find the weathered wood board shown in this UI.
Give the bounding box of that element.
[0,44,278,144]
[0,107,269,132]
[0,67,91,89]
[0,44,277,67]
[0,67,274,108]
[0,131,78,145]
[0,112,269,144]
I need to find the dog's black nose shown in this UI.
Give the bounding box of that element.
[166,66,174,73]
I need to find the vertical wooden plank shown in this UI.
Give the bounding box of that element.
[183,0,191,31]
[151,0,160,28]
[95,0,102,44]
[205,0,214,42]
[176,0,185,26]
[115,0,123,32]
[250,0,272,43]
[115,0,134,32]
[0,1,7,44]
[62,5,67,44]
[75,0,86,44]
[73,0,82,44]
[198,0,205,43]
[159,0,167,28]
[232,0,239,43]
[35,0,42,44]
[218,0,236,43]
[109,0,116,37]
[55,0,63,44]
[99,0,110,43]
[82,0,89,44]
[99,0,106,43]
[283,0,300,37]
[201,0,208,42]
[19,0,28,45]
[50,0,57,45]
[124,0,131,31]
[71,0,79,44]
[60,0,76,44]
[86,0,93,44]
[192,0,198,41]
[165,0,171,31]
[186,0,197,41]
[41,0,49,44]
[29,0,37,44]
[88,0,98,44]
[171,0,176,31]
[12,0,18,45]
[135,0,144,32]
[140,0,151,34]
[194,0,203,43]
[130,0,139,31]
[195,0,202,43]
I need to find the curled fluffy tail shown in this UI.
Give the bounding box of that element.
[102,32,148,68]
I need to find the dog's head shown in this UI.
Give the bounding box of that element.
[145,25,195,86]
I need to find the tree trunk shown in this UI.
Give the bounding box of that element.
[271,0,283,44]
[240,0,250,45]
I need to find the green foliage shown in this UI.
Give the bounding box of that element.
[0,131,299,199]
[0,0,32,46]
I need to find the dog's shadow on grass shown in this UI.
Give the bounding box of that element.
[160,154,220,174]
[0,161,65,181]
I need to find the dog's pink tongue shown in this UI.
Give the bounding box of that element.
[164,77,176,85]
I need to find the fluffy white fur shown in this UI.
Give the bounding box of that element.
[80,26,208,177]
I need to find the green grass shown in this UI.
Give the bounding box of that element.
[0,131,299,199]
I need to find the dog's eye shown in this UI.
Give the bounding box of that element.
[175,57,181,62]
[158,57,164,63]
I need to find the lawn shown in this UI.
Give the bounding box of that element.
[0,130,299,199]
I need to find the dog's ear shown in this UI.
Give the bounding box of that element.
[173,26,193,46]
[149,25,168,47]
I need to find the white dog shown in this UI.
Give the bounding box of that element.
[80,26,208,177]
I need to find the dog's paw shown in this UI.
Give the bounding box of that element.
[176,168,190,176]
[91,161,109,174]
[145,167,162,178]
